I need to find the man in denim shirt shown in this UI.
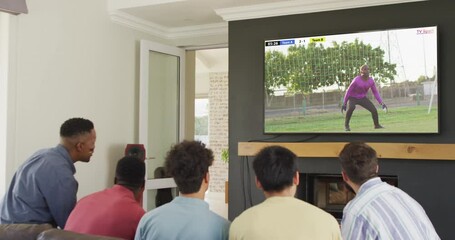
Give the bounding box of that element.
[0,117,96,228]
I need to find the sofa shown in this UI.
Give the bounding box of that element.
[0,224,123,240]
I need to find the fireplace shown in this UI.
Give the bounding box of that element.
[297,174,398,221]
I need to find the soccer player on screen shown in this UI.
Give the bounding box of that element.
[342,64,387,131]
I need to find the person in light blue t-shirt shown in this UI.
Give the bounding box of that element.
[134,140,230,240]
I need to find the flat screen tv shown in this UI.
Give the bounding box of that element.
[264,26,438,134]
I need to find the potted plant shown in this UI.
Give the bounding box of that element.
[221,148,229,203]
[221,148,229,164]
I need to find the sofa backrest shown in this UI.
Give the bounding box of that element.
[37,228,124,240]
[0,223,53,240]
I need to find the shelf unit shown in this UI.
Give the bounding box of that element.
[238,142,455,160]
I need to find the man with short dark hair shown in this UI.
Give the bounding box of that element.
[134,140,230,240]
[0,117,96,228]
[339,142,440,240]
[65,156,146,240]
[229,146,341,240]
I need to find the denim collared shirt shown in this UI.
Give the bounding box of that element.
[0,144,78,228]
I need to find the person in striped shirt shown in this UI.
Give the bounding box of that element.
[341,65,387,131]
[338,142,440,240]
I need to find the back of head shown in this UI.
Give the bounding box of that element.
[115,156,146,189]
[165,140,213,194]
[253,146,298,192]
[339,142,378,185]
[60,118,94,138]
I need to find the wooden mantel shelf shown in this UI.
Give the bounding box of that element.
[238,142,455,160]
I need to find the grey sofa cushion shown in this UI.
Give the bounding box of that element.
[37,229,124,240]
[0,223,53,240]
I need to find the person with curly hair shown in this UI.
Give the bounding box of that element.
[134,140,230,240]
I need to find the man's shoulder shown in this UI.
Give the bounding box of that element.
[76,188,108,203]
[288,198,339,222]
[72,190,145,218]
[230,200,272,225]
[20,147,70,175]
[233,202,262,217]
[352,75,362,81]
[29,146,68,164]
[24,147,53,162]
[141,201,174,219]
[79,187,142,205]
[207,209,230,226]
[345,181,394,212]
[234,198,335,220]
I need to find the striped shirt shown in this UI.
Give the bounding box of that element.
[341,177,440,240]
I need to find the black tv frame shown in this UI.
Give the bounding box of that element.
[263,25,439,135]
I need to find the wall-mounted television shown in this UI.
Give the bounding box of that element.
[264,26,438,134]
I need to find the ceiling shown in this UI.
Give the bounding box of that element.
[108,0,426,83]
[108,0,425,48]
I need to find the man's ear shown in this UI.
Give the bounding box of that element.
[342,171,350,182]
[293,171,300,186]
[75,142,83,152]
[255,176,263,190]
[204,172,210,183]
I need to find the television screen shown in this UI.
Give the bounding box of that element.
[264,26,438,134]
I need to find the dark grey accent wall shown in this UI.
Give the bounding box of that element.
[228,1,455,238]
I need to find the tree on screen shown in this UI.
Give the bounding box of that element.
[330,39,397,91]
[286,43,330,95]
[265,39,397,101]
[264,50,288,106]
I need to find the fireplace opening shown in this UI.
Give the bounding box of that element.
[296,174,398,221]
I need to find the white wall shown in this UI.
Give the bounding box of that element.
[4,0,166,199]
[0,12,9,195]
[195,72,209,98]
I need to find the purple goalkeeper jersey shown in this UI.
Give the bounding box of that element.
[343,76,383,105]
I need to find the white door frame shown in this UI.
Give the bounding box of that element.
[139,40,185,210]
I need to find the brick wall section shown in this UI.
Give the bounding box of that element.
[208,72,229,192]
